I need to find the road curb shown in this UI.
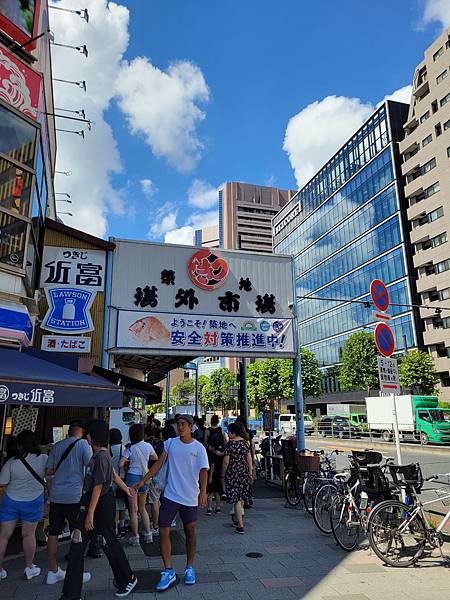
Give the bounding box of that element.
[307,436,450,456]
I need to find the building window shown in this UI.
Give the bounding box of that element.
[0,101,39,275]
[437,69,448,84]
[439,288,450,300]
[422,134,432,147]
[424,181,440,198]
[444,119,450,131]
[432,232,448,248]
[420,111,430,123]
[436,258,450,274]
[440,92,450,107]
[416,206,444,227]
[447,146,450,158]
[422,157,437,174]
[433,47,444,61]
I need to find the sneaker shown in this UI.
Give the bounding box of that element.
[236,527,245,534]
[83,572,92,583]
[215,507,221,514]
[151,527,159,536]
[184,566,196,586]
[116,530,126,540]
[128,535,140,547]
[47,567,65,585]
[24,564,41,580]
[171,519,177,527]
[156,568,176,592]
[114,575,138,597]
[0,569,7,580]
[143,532,153,544]
[206,508,212,516]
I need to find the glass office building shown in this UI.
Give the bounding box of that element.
[273,101,421,397]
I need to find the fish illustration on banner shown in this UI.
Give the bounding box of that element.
[128,317,171,343]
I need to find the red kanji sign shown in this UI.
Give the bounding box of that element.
[187,249,229,291]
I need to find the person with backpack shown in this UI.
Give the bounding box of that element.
[119,424,158,545]
[60,420,137,599]
[204,416,227,515]
[0,430,48,580]
[45,420,93,585]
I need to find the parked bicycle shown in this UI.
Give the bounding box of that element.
[329,450,396,551]
[368,464,450,567]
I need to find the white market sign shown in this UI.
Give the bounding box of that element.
[41,335,91,353]
[109,241,295,358]
[40,247,105,291]
[377,356,400,394]
[116,311,294,356]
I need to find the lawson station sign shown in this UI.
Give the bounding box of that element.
[108,241,296,358]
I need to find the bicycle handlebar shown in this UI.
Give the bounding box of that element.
[427,473,450,482]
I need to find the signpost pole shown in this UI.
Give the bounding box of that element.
[165,371,171,420]
[291,258,305,452]
[240,358,248,421]
[391,393,403,465]
[194,360,199,418]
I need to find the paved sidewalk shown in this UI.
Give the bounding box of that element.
[1,495,449,600]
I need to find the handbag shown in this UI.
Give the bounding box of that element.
[153,438,173,492]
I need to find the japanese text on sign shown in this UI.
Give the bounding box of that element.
[40,247,106,290]
[41,335,91,353]
[116,311,295,357]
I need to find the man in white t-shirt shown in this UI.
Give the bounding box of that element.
[135,414,208,591]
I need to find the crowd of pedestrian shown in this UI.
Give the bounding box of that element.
[0,412,254,597]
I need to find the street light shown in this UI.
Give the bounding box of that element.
[49,6,89,23]
[58,212,73,217]
[51,41,88,58]
[55,170,72,176]
[54,78,87,92]
[56,199,72,204]
[55,108,86,119]
[55,193,71,198]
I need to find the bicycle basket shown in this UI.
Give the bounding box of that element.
[351,450,383,466]
[295,453,320,473]
[388,463,423,493]
[358,465,390,497]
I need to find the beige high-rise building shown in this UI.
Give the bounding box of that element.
[400,27,450,399]
[194,182,296,374]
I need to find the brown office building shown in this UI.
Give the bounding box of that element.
[400,27,450,400]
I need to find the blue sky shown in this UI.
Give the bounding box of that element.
[50,0,449,242]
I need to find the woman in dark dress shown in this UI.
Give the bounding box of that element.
[222,422,252,534]
[204,415,227,515]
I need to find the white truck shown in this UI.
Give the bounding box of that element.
[365,395,450,444]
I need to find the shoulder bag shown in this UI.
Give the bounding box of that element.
[53,438,81,475]
[115,445,128,500]
[18,454,48,498]
[152,438,173,492]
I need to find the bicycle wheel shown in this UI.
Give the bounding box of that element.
[313,482,338,534]
[303,473,317,515]
[368,500,427,567]
[330,494,359,551]
[285,471,302,506]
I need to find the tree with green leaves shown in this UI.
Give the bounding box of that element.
[171,379,195,404]
[299,348,322,399]
[339,331,378,392]
[203,368,236,412]
[399,350,438,395]
[247,362,265,411]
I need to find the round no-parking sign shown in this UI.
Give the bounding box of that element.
[374,322,395,357]
[370,279,390,312]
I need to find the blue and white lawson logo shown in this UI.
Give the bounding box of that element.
[42,288,96,334]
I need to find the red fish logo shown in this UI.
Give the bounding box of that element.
[188,249,229,291]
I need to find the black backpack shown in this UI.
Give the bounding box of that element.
[208,427,225,451]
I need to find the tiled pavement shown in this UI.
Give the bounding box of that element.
[1,496,449,600]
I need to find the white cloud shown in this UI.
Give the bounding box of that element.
[116,58,210,172]
[422,0,450,28]
[149,211,178,237]
[187,179,218,209]
[50,0,129,237]
[164,210,218,246]
[140,178,157,199]
[284,86,412,187]
[379,85,412,105]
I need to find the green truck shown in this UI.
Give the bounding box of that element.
[327,403,368,432]
[365,395,450,444]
